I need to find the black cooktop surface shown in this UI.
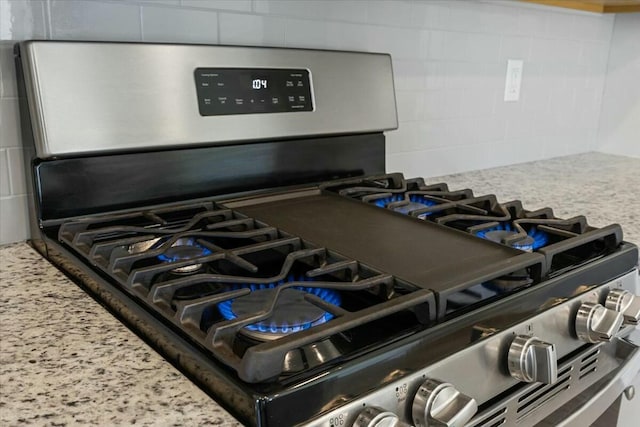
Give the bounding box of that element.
[228,191,545,299]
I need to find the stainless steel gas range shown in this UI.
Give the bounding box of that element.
[15,41,639,427]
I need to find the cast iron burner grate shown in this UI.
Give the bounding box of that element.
[57,201,436,383]
[475,223,549,252]
[217,275,342,340]
[321,173,622,270]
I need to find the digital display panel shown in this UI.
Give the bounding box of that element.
[194,68,313,116]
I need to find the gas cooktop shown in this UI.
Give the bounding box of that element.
[15,41,639,427]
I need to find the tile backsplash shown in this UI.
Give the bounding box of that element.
[0,0,619,243]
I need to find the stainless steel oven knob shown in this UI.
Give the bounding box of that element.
[412,379,477,427]
[507,335,558,384]
[575,302,624,343]
[353,406,399,427]
[605,289,640,325]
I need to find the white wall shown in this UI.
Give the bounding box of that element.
[0,0,616,243]
[597,13,640,158]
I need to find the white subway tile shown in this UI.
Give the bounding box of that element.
[6,147,25,195]
[423,89,444,120]
[424,61,445,90]
[466,34,501,63]
[395,90,424,123]
[580,41,610,68]
[0,98,20,148]
[143,6,218,44]
[317,0,367,23]
[516,9,549,37]
[392,60,426,91]
[445,61,484,89]
[366,26,422,60]
[574,87,600,123]
[388,143,490,178]
[459,88,496,117]
[546,12,574,40]
[427,30,445,60]
[448,1,481,33]
[0,0,48,41]
[0,149,9,196]
[540,61,568,93]
[475,116,506,144]
[419,120,449,150]
[446,117,477,146]
[0,194,29,243]
[411,1,449,30]
[565,62,588,89]
[325,22,369,51]
[499,35,531,62]
[476,3,518,35]
[367,0,413,27]
[442,89,463,119]
[182,0,251,12]
[483,62,508,92]
[220,12,284,46]
[0,42,18,99]
[530,38,580,64]
[505,110,533,140]
[255,0,366,24]
[441,31,468,62]
[549,86,575,123]
[572,13,614,42]
[385,121,419,154]
[137,0,180,5]
[51,0,141,41]
[285,18,327,49]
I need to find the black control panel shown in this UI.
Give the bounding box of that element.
[195,68,313,116]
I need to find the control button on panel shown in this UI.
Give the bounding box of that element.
[605,289,640,325]
[412,378,477,427]
[575,302,624,343]
[508,335,558,384]
[352,406,399,427]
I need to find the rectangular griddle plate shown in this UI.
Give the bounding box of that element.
[226,191,545,316]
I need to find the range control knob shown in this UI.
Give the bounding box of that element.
[412,379,477,427]
[508,335,558,384]
[353,406,399,427]
[605,289,640,325]
[575,302,624,343]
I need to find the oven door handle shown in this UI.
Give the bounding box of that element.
[557,336,640,427]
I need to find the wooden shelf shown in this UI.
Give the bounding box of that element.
[522,0,640,13]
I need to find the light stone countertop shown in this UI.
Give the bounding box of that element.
[0,152,638,426]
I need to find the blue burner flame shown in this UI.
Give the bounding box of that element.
[373,194,436,213]
[217,275,341,334]
[156,238,213,263]
[476,223,549,251]
[373,194,404,207]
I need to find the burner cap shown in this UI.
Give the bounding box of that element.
[372,193,436,215]
[484,230,536,251]
[156,237,212,274]
[476,224,549,251]
[218,286,341,341]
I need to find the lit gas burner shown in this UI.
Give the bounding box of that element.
[218,281,341,341]
[476,224,548,251]
[156,237,213,274]
[371,194,436,216]
[372,194,404,208]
